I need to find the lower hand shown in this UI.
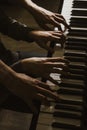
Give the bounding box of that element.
[7,72,61,114]
[11,57,69,85]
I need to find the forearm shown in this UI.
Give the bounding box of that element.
[4,0,41,9]
[0,9,34,42]
[22,0,46,14]
[0,60,16,87]
[7,0,46,16]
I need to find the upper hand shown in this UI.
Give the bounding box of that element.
[31,8,70,31]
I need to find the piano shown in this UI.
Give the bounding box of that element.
[36,0,87,130]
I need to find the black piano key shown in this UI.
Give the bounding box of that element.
[73,1,87,9]
[56,97,83,105]
[55,104,82,112]
[69,74,85,80]
[64,56,86,63]
[70,22,87,28]
[71,10,87,17]
[67,38,87,45]
[52,122,80,129]
[59,81,85,89]
[66,42,87,50]
[65,45,87,51]
[69,68,85,75]
[67,29,87,37]
[70,17,87,28]
[64,51,86,57]
[62,73,85,80]
[57,87,83,96]
[53,111,81,119]
[66,41,87,47]
[69,63,87,70]
[70,17,87,23]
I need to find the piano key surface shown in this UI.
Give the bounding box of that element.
[36,0,87,129]
[36,105,81,130]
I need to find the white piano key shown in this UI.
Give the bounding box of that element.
[36,113,81,130]
[40,101,83,113]
[36,124,66,130]
[61,0,73,24]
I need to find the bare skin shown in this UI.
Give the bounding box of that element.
[3,0,68,50]
[0,0,70,114]
[28,30,66,50]
[11,57,69,85]
[0,60,64,114]
[8,0,70,31]
[23,0,70,31]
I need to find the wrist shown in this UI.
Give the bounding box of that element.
[23,0,44,14]
[0,60,17,86]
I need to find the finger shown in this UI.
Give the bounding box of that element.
[42,64,68,74]
[55,13,66,21]
[49,32,66,44]
[45,62,68,69]
[37,86,60,101]
[54,16,69,30]
[55,13,70,29]
[37,80,52,91]
[45,57,69,64]
[50,18,62,31]
[48,35,63,42]
[37,35,62,51]
[52,68,69,76]
[24,76,51,93]
[50,31,62,35]
[52,32,64,38]
[53,63,69,70]
[48,76,59,86]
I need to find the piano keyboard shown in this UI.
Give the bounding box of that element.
[36,0,87,130]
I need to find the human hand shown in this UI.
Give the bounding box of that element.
[22,0,70,31]
[0,60,61,114]
[28,30,66,50]
[30,7,70,31]
[7,72,61,114]
[11,57,69,85]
